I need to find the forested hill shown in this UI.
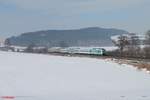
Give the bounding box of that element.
[7,27,128,47]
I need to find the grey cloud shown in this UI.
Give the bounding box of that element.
[0,0,149,37]
[1,0,146,12]
[0,0,147,18]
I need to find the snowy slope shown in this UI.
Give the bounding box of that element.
[0,51,150,100]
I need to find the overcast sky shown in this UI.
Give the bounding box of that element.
[0,0,150,38]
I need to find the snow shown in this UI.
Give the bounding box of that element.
[0,51,150,100]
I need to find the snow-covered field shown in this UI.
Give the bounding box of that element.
[0,51,150,100]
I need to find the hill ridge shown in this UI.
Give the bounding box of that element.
[7,27,128,47]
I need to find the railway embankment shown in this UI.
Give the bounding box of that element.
[47,52,150,73]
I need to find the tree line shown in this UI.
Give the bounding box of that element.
[109,30,150,59]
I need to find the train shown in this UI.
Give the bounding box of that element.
[48,47,106,56]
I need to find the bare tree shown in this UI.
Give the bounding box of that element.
[127,35,140,57]
[143,30,150,58]
[25,43,35,53]
[112,35,129,56]
[4,38,11,46]
[145,30,150,45]
[143,47,150,59]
